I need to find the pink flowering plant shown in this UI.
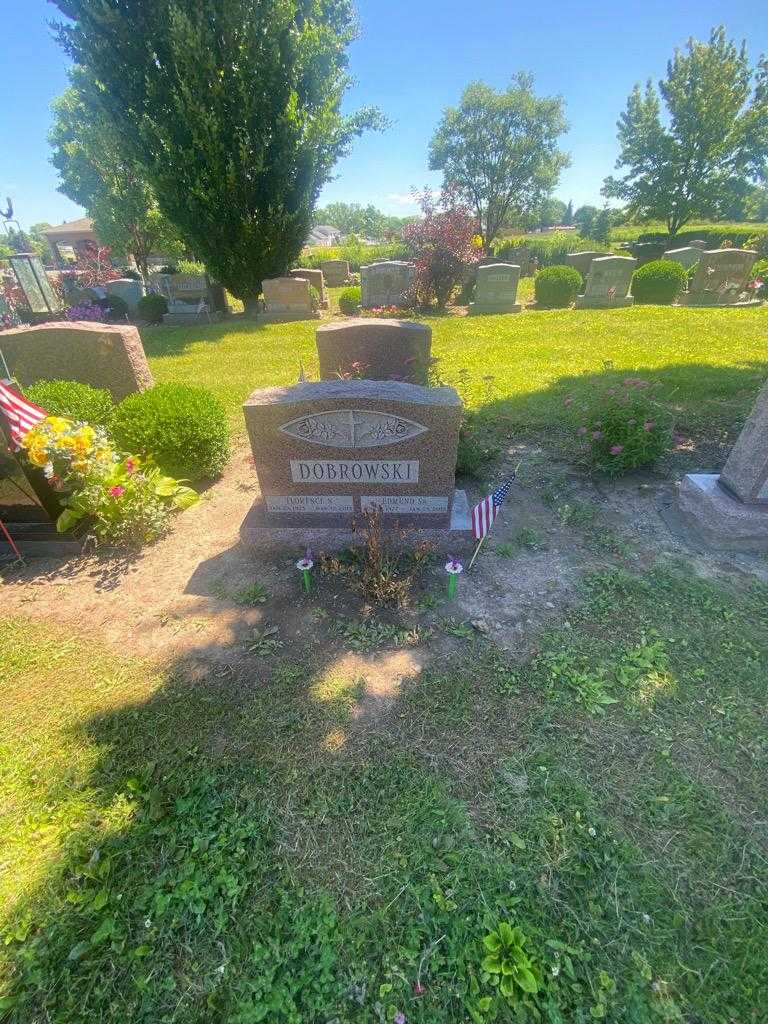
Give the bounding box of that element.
[567,377,673,475]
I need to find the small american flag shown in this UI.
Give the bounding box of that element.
[471,477,514,540]
[0,381,46,448]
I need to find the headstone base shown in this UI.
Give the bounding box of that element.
[240,488,472,553]
[162,311,223,325]
[575,295,633,309]
[677,295,762,308]
[254,311,321,323]
[468,303,521,315]
[679,473,768,552]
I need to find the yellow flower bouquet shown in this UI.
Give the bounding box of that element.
[19,415,198,547]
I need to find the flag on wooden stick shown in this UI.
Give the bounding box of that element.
[471,477,514,540]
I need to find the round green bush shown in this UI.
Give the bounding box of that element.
[338,286,361,315]
[534,265,582,308]
[631,259,687,304]
[112,383,230,481]
[24,379,115,428]
[137,293,169,324]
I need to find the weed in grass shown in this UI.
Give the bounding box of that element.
[234,582,269,605]
[245,624,283,656]
[441,618,475,640]
[496,541,516,558]
[416,593,443,612]
[555,501,599,528]
[332,618,420,653]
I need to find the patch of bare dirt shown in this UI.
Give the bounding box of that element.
[3,441,766,711]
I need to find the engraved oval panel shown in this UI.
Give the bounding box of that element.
[279,409,427,448]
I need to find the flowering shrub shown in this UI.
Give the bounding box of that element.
[751,259,768,299]
[19,416,198,546]
[402,189,481,309]
[567,378,673,475]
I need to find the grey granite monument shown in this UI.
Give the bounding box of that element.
[679,377,768,551]
[575,255,636,308]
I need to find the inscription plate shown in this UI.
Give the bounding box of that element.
[361,495,449,514]
[265,495,354,514]
[290,459,419,484]
[280,409,427,448]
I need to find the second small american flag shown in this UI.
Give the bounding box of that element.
[471,477,515,540]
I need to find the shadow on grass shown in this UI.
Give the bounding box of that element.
[139,316,271,358]
[2,562,768,1022]
[456,359,768,477]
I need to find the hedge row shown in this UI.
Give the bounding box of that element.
[297,240,408,272]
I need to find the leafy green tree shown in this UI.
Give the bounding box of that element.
[537,197,567,229]
[603,27,768,237]
[563,199,574,226]
[573,205,599,236]
[312,202,412,239]
[428,75,569,252]
[52,0,385,310]
[49,69,183,277]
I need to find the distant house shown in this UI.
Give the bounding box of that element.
[41,218,102,267]
[306,224,342,247]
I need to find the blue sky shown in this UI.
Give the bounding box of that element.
[1,0,765,229]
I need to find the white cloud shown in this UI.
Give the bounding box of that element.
[384,192,419,208]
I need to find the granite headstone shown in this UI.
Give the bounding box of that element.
[320,259,351,287]
[683,249,760,306]
[242,379,463,532]
[663,246,704,271]
[261,277,319,321]
[576,255,636,308]
[360,261,414,309]
[289,267,328,309]
[565,251,608,277]
[316,319,432,384]
[679,376,768,550]
[469,263,521,314]
[0,321,153,401]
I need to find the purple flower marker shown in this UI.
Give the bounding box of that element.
[445,557,463,599]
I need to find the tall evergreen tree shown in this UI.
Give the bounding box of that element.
[52,0,384,309]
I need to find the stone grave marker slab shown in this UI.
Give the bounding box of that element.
[260,277,319,321]
[679,376,768,550]
[106,278,145,315]
[320,259,351,287]
[289,267,328,308]
[565,251,608,277]
[469,263,521,314]
[0,321,153,400]
[683,249,760,306]
[663,246,704,271]
[576,255,636,308]
[316,319,432,384]
[360,261,414,309]
[242,379,465,539]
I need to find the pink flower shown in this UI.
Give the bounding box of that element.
[124,457,137,474]
[109,485,125,498]
[643,421,654,432]
[394,1015,406,1024]
[563,396,573,407]
[412,982,425,997]
[577,426,588,436]
[592,430,604,440]
[609,444,624,455]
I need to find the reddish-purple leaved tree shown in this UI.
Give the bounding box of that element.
[402,189,480,309]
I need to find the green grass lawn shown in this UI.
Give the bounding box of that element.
[142,299,768,452]
[2,302,768,1022]
[1,567,766,1022]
